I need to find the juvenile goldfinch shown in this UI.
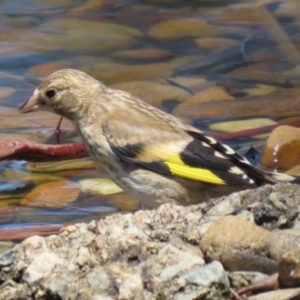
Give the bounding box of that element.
[20,69,299,208]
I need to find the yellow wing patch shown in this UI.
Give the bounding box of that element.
[135,140,189,162]
[164,155,226,185]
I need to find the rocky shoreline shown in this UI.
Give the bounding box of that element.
[1,183,300,299]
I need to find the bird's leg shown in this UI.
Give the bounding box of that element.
[55,116,64,144]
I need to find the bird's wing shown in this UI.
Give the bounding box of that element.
[101,112,290,187]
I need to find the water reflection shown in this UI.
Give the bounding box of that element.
[0,0,300,236]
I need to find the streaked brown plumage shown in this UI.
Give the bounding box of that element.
[20,69,299,208]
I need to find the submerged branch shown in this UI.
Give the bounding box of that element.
[0,138,89,162]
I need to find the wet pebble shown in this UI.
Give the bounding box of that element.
[110,80,191,109]
[80,63,174,84]
[106,193,140,211]
[195,37,238,52]
[20,180,80,207]
[26,61,73,79]
[182,86,234,104]
[112,49,174,61]
[148,18,225,40]
[37,19,142,52]
[79,178,122,195]
[261,125,300,170]
[209,118,277,136]
[200,216,272,261]
[172,89,300,120]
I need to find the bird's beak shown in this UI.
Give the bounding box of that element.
[20,91,44,114]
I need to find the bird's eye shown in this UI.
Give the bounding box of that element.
[45,90,56,99]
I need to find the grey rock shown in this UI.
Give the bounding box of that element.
[268,229,300,261]
[1,183,300,299]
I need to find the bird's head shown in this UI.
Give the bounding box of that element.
[20,69,101,120]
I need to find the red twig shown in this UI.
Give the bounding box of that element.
[236,273,279,296]
[0,223,64,240]
[0,138,89,162]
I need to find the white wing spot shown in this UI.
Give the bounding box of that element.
[214,151,226,159]
[206,136,217,145]
[202,142,210,148]
[222,144,235,155]
[238,157,251,165]
[229,166,244,174]
[242,174,248,180]
[249,179,255,184]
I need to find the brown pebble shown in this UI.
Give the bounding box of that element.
[200,216,272,261]
[268,229,300,261]
[221,251,279,275]
[279,248,300,287]
[261,125,300,170]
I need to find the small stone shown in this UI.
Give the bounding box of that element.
[23,252,61,284]
[4,168,62,183]
[86,269,111,291]
[112,49,174,61]
[209,118,276,133]
[205,192,245,217]
[183,86,234,104]
[118,273,144,299]
[67,0,103,13]
[26,61,72,79]
[33,0,72,9]
[279,249,300,287]
[39,19,142,37]
[166,76,210,91]
[173,86,234,122]
[175,261,230,300]
[195,37,238,52]
[252,185,299,230]
[37,19,142,53]
[0,249,14,266]
[261,125,300,170]
[80,63,174,84]
[21,180,80,207]
[110,80,191,109]
[173,89,300,123]
[0,88,15,99]
[79,178,122,195]
[229,271,269,291]
[229,64,287,86]
[221,251,278,274]
[241,84,279,97]
[200,216,272,261]
[26,159,96,172]
[106,193,140,211]
[268,229,300,261]
[90,296,114,300]
[148,18,225,40]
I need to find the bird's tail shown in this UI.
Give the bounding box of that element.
[262,170,300,185]
[188,130,300,187]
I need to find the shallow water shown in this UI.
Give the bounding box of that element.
[0,0,300,239]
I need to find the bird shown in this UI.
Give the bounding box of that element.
[19,69,299,208]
